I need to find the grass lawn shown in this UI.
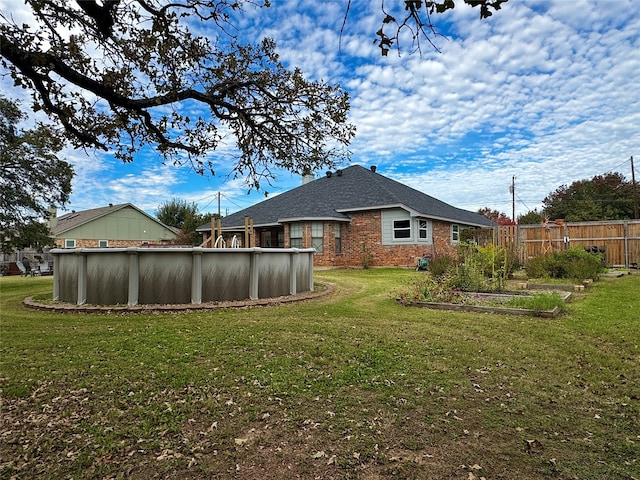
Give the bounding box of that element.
[1,269,639,479]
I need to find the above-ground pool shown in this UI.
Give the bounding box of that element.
[51,247,315,306]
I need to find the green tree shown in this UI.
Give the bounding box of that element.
[0,96,73,254]
[517,209,544,225]
[156,198,216,246]
[156,199,199,230]
[1,1,355,189]
[541,172,634,222]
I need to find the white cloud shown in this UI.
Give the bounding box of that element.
[2,0,638,221]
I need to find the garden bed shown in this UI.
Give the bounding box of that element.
[522,281,591,292]
[398,291,572,318]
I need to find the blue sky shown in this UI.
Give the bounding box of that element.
[2,0,639,220]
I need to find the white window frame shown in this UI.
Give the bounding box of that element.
[65,239,76,248]
[418,219,432,243]
[98,240,109,248]
[393,219,412,240]
[451,224,460,243]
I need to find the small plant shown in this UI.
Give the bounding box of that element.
[505,292,566,314]
[427,256,456,277]
[398,271,463,304]
[360,241,373,269]
[454,242,504,292]
[455,255,486,291]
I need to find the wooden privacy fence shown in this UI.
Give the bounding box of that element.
[495,220,640,268]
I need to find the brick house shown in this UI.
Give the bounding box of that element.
[49,203,179,248]
[198,165,494,267]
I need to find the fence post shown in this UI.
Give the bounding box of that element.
[624,221,629,268]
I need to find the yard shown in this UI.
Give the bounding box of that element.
[1,269,639,479]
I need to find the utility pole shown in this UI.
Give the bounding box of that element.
[631,156,638,220]
[509,176,515,223]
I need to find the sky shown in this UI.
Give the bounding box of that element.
[2,0,639,220]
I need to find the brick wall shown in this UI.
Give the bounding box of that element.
[311,211,459,268]
[206,212,462,267]
[53,239,175,248]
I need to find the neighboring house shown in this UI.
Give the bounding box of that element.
[197,165,494,267]
[49,203,179,248]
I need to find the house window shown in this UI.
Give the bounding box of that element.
[98,240,108,248]
[334,223,342,254]
[451,224,460,243]
[65,239,76,248]
[311,222,324,253]
[418,219,431,241]
[289,223,302,248]
[261,231,272,247]
[393,220,411,239]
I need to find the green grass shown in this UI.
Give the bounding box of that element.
[1,269,639,479]
[503,292,567,312]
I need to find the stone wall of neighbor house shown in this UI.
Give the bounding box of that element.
[53,239,176,248]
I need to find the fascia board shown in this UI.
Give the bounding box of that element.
[220,222,282,231]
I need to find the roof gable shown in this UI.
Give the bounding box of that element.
[51,203,178,236]
[206,165,493,230]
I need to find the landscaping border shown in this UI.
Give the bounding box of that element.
[23,282,333,314]
[397,291,572,318]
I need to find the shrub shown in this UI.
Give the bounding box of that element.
[525,248,604,280]
[428,256,456,277]
[398,271,463,304]
[453,242,517,292]
[455,253,486,291]
[474,244,520,279]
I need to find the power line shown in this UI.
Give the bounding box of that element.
[514,192,533,213]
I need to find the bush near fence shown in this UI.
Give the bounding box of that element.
[494,220,640,268]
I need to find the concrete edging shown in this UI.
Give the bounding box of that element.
[24,283,333,314]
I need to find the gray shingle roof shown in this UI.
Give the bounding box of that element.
[202,165,494,230]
